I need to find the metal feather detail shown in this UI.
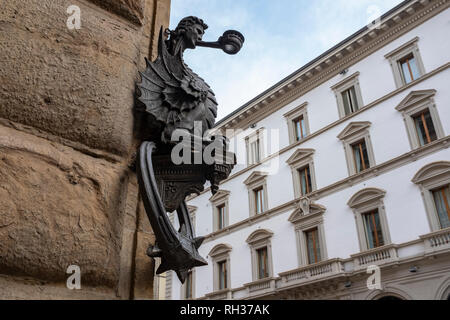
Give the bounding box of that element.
[137,29,218,143]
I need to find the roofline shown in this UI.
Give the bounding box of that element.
[215,0,414,127]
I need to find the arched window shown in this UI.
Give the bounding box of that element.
[348,188,391,251]
[208,244,232,292]
[246,229,274,281]
[412,161,450,231]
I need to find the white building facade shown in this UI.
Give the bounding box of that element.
[158,0,450,300]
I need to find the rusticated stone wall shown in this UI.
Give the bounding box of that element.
[0,0,170,299]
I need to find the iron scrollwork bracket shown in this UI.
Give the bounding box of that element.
[134,17,244,283]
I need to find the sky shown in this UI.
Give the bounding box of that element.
[170,0,404,120]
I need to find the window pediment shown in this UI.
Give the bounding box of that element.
[283,102,308,118]
[288,202,326,225]
[331,72,360,90]
[384,37,419,58]
[209,190,230,203]
[395,89,436,112]
[244,171,268,186]
[286,149,315,166]
[337,121,371,140]
[208,243,232,257]
[246,229,273,245]
[187,205,198,214]
[412,161,450,185]
[347,187,386,208]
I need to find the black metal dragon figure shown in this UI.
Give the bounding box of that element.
[135,17,244,283]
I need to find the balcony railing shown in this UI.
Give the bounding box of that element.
[279,259,345,287]
[351,244,399,270]
[204,288,232,300]
[420,227,450,254]
[199,229,450,300]
[243,277,277,297]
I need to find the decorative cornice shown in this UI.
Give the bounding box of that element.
[217,0,448,133]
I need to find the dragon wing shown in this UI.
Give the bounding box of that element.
[136,28,180,124]
[136,28,218,133]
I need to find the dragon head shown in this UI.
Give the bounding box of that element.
[167,16,209,53]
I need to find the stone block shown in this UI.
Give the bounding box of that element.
[0,125,128,288]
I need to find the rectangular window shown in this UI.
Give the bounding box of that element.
[342,86,359,116]
[217,260,228,290]
[413,110,437,146]
[256,247,269,279]
[217,204,226,230]
[293,116,307,141]
[254,187,265,214]
[362,210,385,249]
[399,53,420,84]
[305,228,321,265]
[185,271,193,299]
[352,140,370,173]
[432,185,450,229]
[249,139,261,164]
[298,166,312,196]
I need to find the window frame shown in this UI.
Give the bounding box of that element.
[337,122,376,177]
[431,186,450,229]
[246,229,274,281]
[305,227,322,265]
[180,269,195,300]
[395,90,444,150]
[385,37,426,88]
[254,186,265,215]
[351,139,371,173]
[347,188,392,252]
[361,209,385,249]
[245,128,265,166]
[209,190,230,232]
[244,171,269,217]
[217,259,228,290]
[286,149,317,198]
[331,72,364,118]
[283,102,311,145]
[412,161,450,232]
[208,244,232,292]
[288,198,328,266]
[256,246,269,280]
